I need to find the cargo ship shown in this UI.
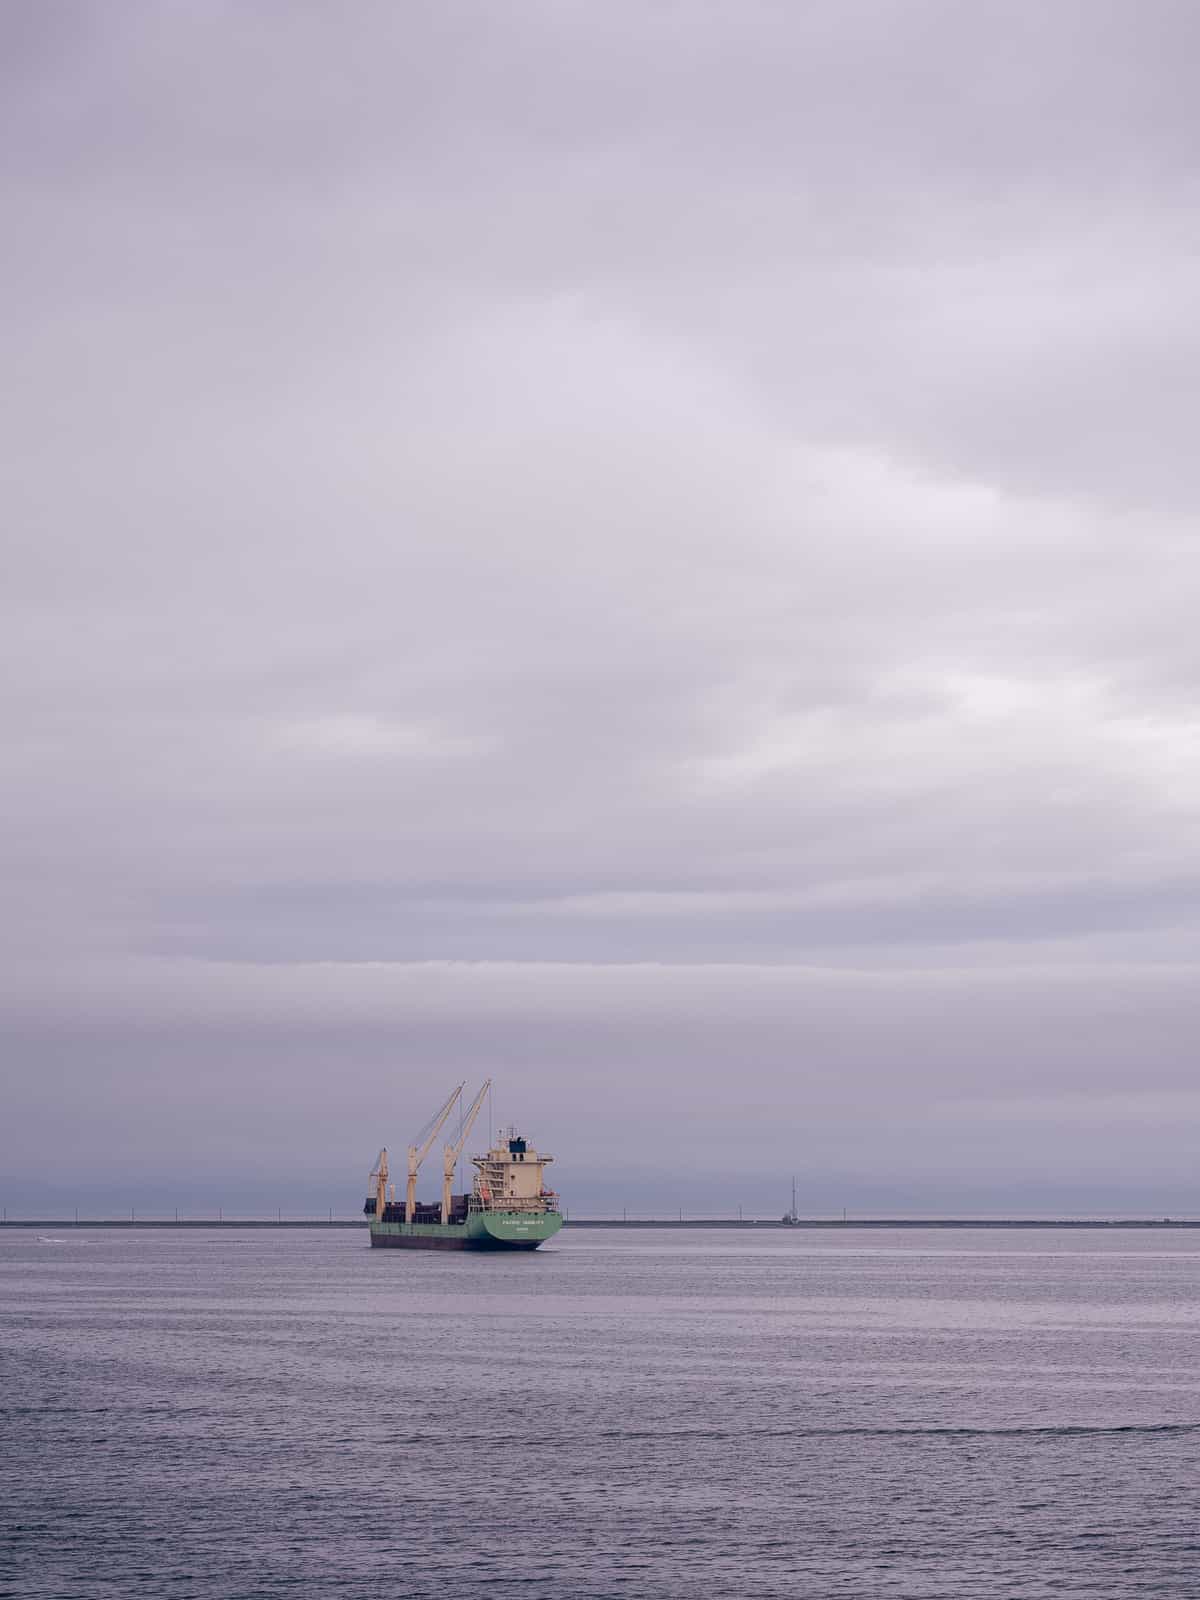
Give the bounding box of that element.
[363,1079,563,1250]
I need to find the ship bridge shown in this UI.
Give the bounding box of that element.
[472,1127,557,1214]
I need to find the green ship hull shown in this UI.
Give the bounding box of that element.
[369,1209,563,1251]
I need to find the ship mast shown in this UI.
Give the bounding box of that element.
[406,1083,464,1222]
[441,1078,491,1223]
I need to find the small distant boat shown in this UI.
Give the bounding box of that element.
[363,1079,563,1251]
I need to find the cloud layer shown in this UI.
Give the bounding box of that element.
[5,3,1200,1211]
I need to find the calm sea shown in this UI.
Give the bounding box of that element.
[3,1225,1199,1598]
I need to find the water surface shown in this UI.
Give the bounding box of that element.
[3,1226,1199,1597]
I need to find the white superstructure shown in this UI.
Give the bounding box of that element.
[472,1127,557,1214]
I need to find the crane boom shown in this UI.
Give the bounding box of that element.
[441,1078,491,1222]
[406,1083,464,1222]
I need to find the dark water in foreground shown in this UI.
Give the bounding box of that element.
[3,1228,1200,1598]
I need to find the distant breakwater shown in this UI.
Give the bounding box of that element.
[4,1217,1200,1230]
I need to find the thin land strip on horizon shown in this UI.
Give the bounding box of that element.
[4,1217,1200,1229]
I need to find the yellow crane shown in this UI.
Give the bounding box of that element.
[441,1078,491,1223]
[406,1082,465,1222]
[368,1148,389,1217]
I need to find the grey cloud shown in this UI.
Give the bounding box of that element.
[4,3,1200,1211]
[138,870,1200,967]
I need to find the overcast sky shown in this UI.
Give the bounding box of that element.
[5,2,1200,1215]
